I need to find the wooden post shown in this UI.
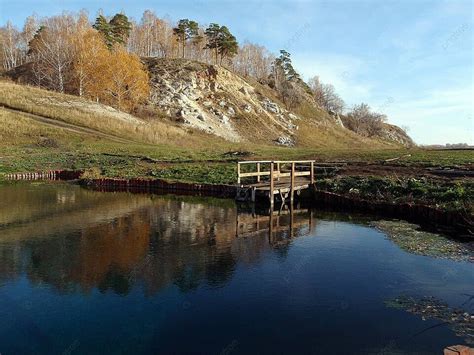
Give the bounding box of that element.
[257,162,261,183]
[310,161,314,184]
[276,163,280,181]
[269,162,274,207]
[289,202,294,238]
[237,163,241,185]
[268,204,274,243]
[290,162,295,202]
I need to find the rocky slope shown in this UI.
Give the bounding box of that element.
[378,123,414,146]
[145,58,308,145]
[144,58,413,147]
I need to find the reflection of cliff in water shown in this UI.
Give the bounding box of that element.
[0,184,316,295]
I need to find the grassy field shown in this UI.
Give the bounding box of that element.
[1,102,473,180]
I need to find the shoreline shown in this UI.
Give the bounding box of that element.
[2,170,472,238]
[81,176,473,239]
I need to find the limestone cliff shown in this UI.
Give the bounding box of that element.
[144,58,413,147]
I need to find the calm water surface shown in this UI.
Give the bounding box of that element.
[0,183,472,354]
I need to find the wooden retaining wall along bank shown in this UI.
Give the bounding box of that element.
[5,170,82,181]
[82,178,237,198]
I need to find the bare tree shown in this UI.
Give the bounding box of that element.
[128,11,176,58]
[21,15,39,58]
[0,21,24,71]
[308,76,345,114]
[233,42,274,81]
[345,103,387,136]
[27,13,82,92]
[280,81,301,110]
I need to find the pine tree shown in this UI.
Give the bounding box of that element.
[217,26,238,64]
[272,50,303,109]
[93,14,131,49]
[109,13,132,45]
[172,19,199,58]
[93,15,114,48]
[273,50,300,82]
[205,23,238,65]
[27,25,46,56]
[204,23,221,64]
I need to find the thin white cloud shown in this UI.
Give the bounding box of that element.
[385,86,473,144]
[292,52,374,104]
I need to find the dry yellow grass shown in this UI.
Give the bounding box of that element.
[0,79,407,166]
[0,108,82,145]
[0,81,226,149]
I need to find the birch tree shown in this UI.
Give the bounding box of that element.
[104,45,149,110]
[128,11,176,58]
[27,14,79,92]
[233,42,274,81]
[0,22,23,71]
[70,28,108,97]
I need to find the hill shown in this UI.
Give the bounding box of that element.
[1,59,447,184]
[5,58,413,149]
[0,77,471,185]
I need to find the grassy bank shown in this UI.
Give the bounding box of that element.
[2,144,473,182]
[316,176,473,213]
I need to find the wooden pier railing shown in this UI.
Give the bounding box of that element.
[237,160,315,205]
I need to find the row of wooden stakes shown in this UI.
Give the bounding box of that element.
[5,170,82,181]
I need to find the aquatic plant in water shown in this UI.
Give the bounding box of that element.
[386,295,473,345]
[372,220,474,263]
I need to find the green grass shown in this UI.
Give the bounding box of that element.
[316,176,473,211]
[148,163,236,184]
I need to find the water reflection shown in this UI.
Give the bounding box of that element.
[236,203,314,246]
[0,183,313,296]
[0,183,472,354]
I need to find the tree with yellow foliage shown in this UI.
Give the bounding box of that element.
[70,29,149,111]
[102,45,149,111]
[71,28,109,97]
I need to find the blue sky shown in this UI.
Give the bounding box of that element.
[1,0,472,145]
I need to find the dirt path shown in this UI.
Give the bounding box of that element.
[1,106,139,145]
[336,163,473,181]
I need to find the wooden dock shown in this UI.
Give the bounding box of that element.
[236,160,315,205]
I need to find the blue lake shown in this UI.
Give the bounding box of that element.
[0,183,472,354]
